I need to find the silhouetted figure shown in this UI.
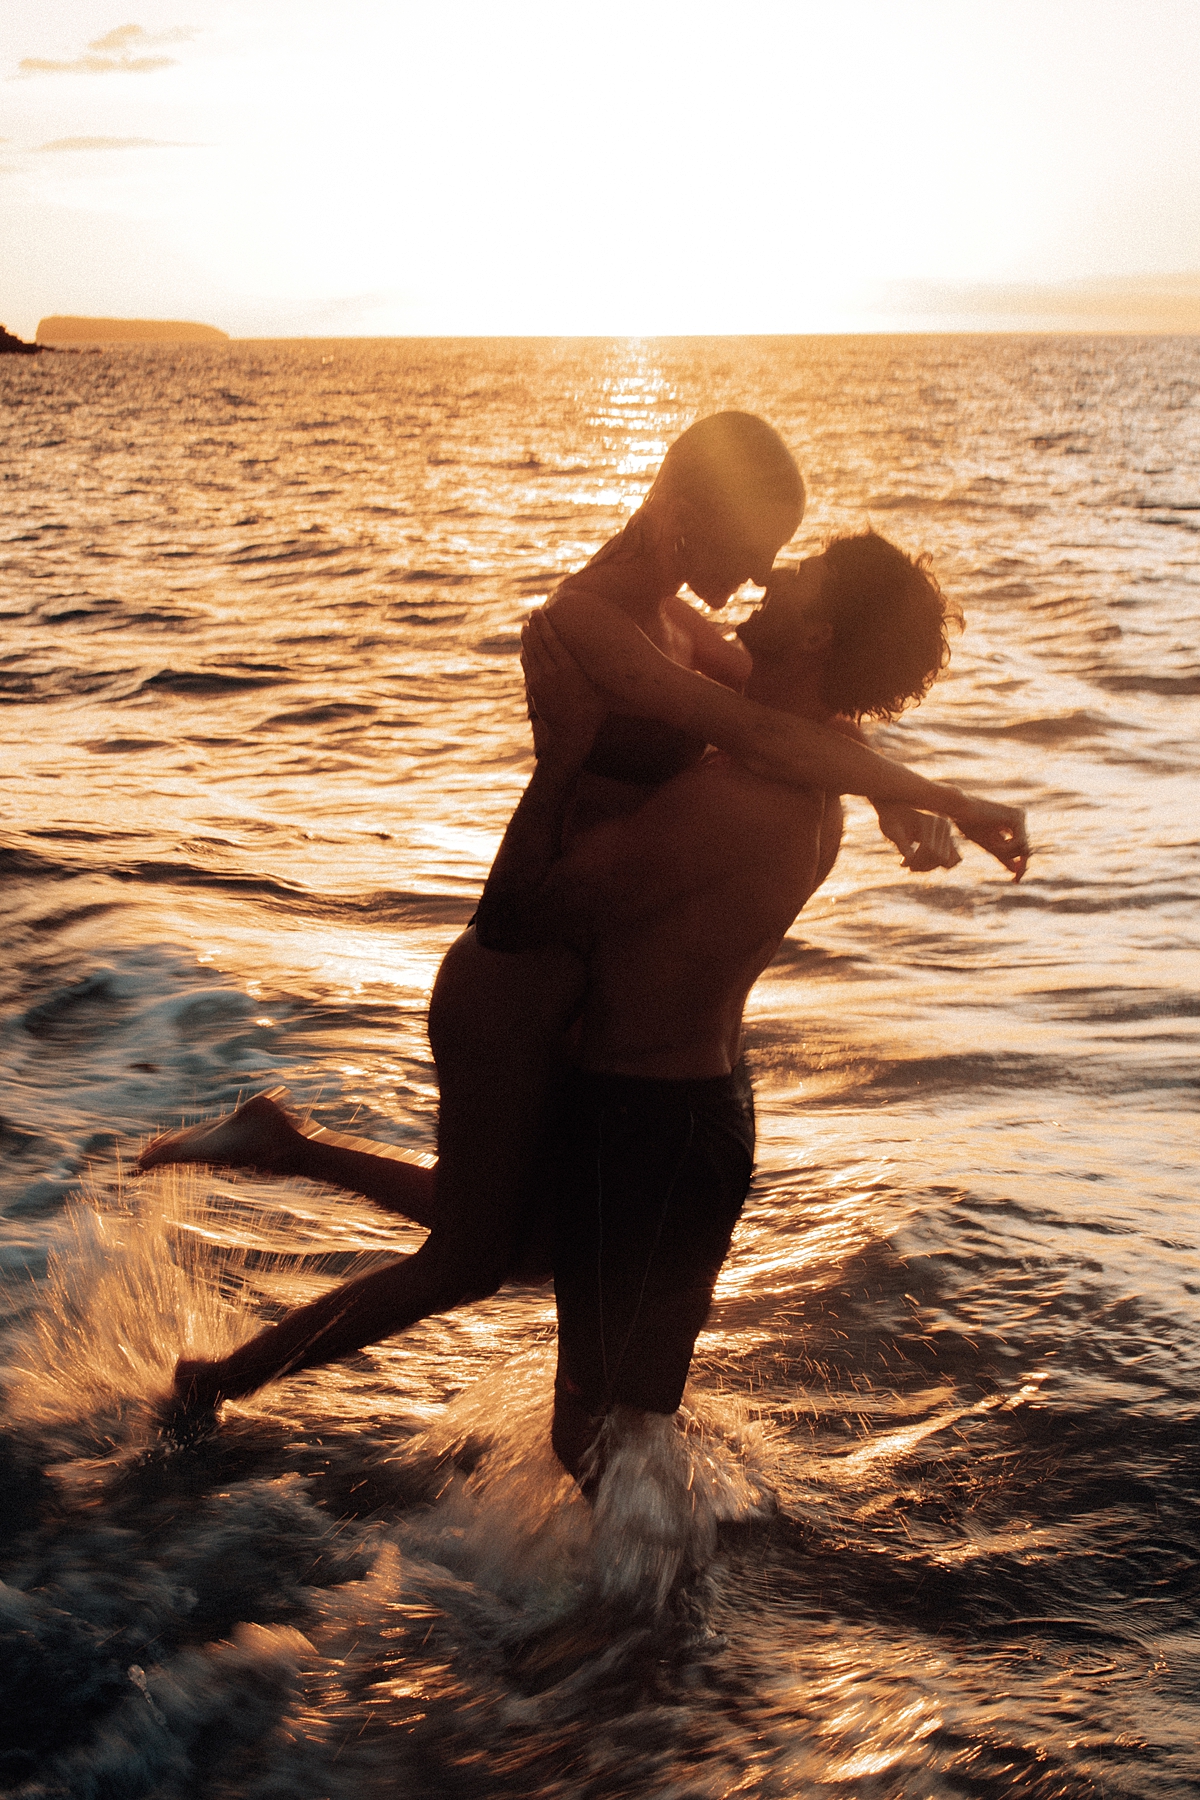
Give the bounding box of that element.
[143,514,1019,1459]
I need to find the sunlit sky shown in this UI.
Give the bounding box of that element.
[3,0,1200,338]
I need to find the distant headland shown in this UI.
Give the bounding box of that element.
[1,325,42,355]
[36,317,229,346]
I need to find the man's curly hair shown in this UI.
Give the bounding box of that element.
[816,529,962,720]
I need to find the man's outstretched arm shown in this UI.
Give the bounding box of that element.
[545,592,1028,877]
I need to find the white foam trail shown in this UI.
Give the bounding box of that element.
[396,1353,778,1623]
[396,1351,594,1620]
[589,1398,777,1611]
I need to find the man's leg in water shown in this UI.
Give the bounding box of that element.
[548,1066,755,1491]
[174,929,583,1408]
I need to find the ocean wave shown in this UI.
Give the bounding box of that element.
[1029,985,1200,1023]
[0,666,140,703]
[990,883,1198,914]
[257,702,378,729]
[394,567,475,585]
[138,667,292,697]
[224,537,348,567]
[80,736,173,754]
[1092,672,1200,696]
[979,710,1112,744]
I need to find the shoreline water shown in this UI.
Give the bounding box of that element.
[2,333,1197,1797]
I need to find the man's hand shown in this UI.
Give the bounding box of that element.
[875,804,962,873]
[946,795,1029,881]
[521,609,609,772]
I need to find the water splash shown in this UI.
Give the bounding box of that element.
[588,1400,776,1612]
[3,1169,777,1628]
[392,1354,778,1629]
[2,1167,253,1441]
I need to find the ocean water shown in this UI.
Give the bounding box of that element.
[1,334,1197,1798]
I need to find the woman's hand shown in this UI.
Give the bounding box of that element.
[521,609,610,772]
[875,804,962,872]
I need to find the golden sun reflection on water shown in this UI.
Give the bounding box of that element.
[2,335,1197,1797]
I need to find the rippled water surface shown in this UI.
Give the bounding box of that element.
[1,336,1198,1797]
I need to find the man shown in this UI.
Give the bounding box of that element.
[472,529,974,1483]
[148,530,1009,1445]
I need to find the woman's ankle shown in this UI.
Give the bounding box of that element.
[173,1356,226,1409]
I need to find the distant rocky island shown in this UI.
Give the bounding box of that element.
[36,317,229,346]
[1,325,42,355]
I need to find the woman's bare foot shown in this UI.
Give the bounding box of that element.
[137,1088,307,1175]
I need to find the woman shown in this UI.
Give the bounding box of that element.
[148,413,1025,1408]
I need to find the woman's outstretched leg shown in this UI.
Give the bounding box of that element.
[170,929,584,1407]
[138,1089,440,1227]
[174,1225,504,1405]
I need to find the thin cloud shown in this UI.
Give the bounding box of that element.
[91,25,193,52]
[19,53,175,76]
[39,136,195,151]
[19,24,194,77]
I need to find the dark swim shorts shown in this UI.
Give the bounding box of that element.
[545,1062,755,1480]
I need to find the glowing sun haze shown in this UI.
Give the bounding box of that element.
[2,0,1199,337]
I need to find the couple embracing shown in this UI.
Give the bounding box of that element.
[142,412,1027,1490]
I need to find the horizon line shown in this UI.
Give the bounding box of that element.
[33,325,1200,344]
